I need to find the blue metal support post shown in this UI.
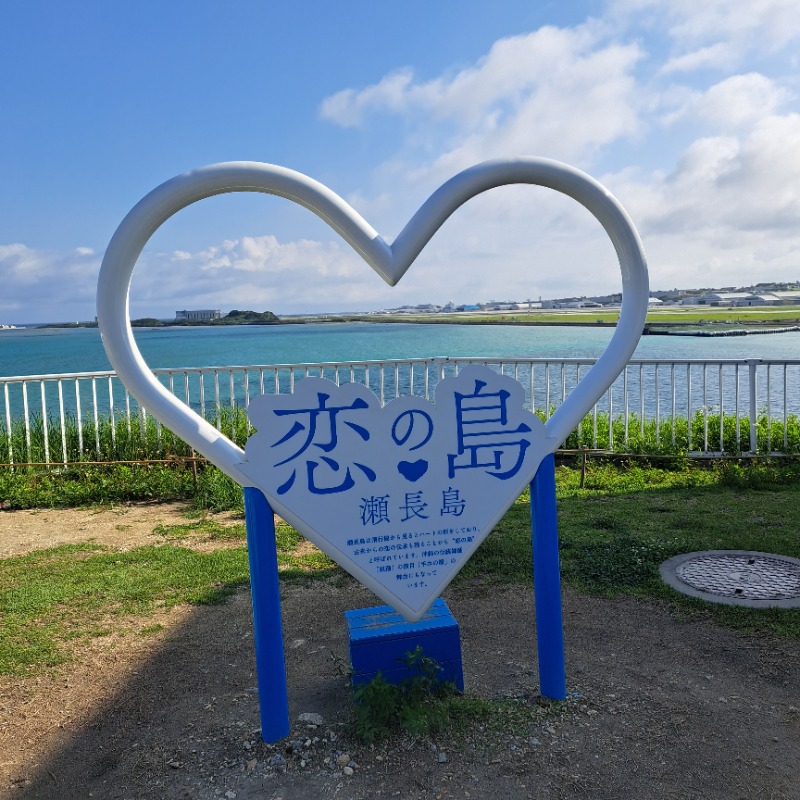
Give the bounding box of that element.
[243,486,290,741]
[530,453,567,700]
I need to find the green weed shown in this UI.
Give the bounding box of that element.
[352,646,459,741]
[351,646,568,744]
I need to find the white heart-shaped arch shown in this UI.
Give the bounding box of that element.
[97,157,648,484]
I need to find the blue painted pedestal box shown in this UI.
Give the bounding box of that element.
[344,598,464,691]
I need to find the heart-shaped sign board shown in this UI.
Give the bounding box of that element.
[97,158,648,623]
[239,365,548,621]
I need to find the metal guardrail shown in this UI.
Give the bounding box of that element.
[2,356,800,465]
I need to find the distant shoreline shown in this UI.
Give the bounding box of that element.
[27,307,800,334]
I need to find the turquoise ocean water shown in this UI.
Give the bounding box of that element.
[2,322,800,379]
[2,323,799,428]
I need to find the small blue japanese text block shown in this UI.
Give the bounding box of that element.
[345,598,464,691]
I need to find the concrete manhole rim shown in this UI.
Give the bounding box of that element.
[659,550,800,609]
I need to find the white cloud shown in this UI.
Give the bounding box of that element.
[130,235,397,316]
[0,244,100,320]
[662,73,790,130]
[321,25,644,177]
[320,69,417,128]
[315,3,800,302]
[605,109,800,291]
[698,74,790,129]
[644,113,800,234]
[660,43,736,75]
[612,0,800,54]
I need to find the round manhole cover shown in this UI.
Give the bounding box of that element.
[660,550,800,608]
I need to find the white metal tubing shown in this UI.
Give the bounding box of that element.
[244,371,252,434]
[687,365,692,451]
[703,364,709,452]
[639,363,645,440]
[107,376,115,447]
[608,383,614,450]
[96,159,648,483]
[767,364,772,452]
[40,382,49,464]
[735,365,741,448]
[591,370,597,448]
[623,365,629,445]
[199,372,206,420]
[671,363,676,448]
[749,360,758,452]
[718,364,724,451]
[784,364,788,450]
[22,382,30,461]
[4,384,12,465]
[92,378,100,458]
[545,364,552,421]
[655,364,660,443]
[57,380,67,465]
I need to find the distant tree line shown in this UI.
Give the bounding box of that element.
[130,310,279,327]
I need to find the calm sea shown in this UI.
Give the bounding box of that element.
[2,322,800,379]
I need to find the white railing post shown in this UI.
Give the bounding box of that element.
[747,358,759,454]
[3,356,800,463]
[3,384,12,467]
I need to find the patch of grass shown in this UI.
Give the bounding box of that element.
[4,459,800,678]
[153,518,247,543]
[554,461,800,637]
[192,467,245,513]
[273,519,339,579]
[0,512,344,675]
[0,543,251,675]
[456,499,532,585]
[0,463,198,508]
[455,460,800,638]
[138,623,165,637]
[560,532,676,592]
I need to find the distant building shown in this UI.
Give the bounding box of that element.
[734,291,800,307]
[735,294,780,307]
[693,292,752,306]
[175,309,222,321]
[553,298,602,309]
[773,291,800,304]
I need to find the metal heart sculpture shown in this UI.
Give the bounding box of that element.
[97,158,648,620]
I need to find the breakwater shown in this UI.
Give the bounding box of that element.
[644,325,800,337]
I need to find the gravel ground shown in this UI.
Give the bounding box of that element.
[1,505,799,799]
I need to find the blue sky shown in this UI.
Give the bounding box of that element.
[2,0,799,323]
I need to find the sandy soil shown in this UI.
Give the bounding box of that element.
[0,503,241,558]
[0,503,798,800]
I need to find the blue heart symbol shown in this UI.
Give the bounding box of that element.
[397,459,428,482]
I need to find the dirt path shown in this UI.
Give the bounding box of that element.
[0,503,242,558]
[1,504,799,799]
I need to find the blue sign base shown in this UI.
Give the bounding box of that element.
[242,456,566,743]
[345,598,464,691]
